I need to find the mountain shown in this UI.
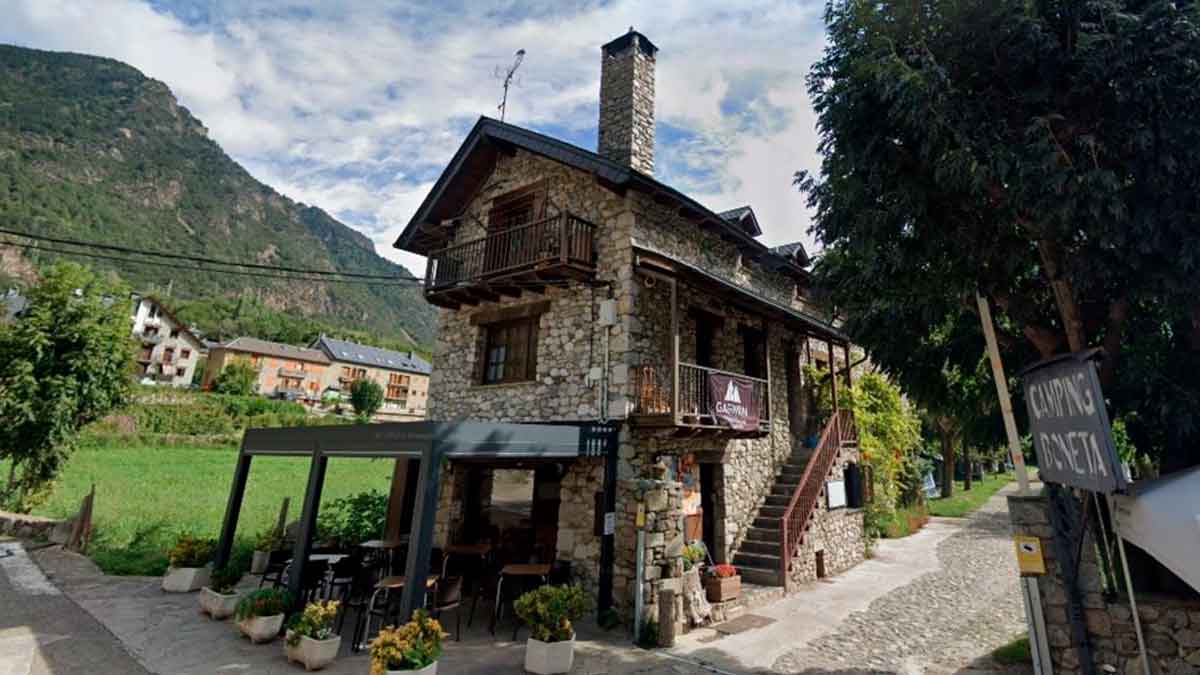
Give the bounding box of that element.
[0,44,435,347]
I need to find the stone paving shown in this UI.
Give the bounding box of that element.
[771,486,1030,675]
[7,488,1031,674]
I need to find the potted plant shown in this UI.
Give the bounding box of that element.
[682,544,706,573]
[704,564,741,603]
[369,609,448,675]
[513,585,590,675]
[162,532,215,593]
[284,600,341,670]
[251,528,282,575]
[235,588,292,643]
[199,565,244,619]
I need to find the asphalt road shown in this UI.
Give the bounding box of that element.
[0,540,148,675]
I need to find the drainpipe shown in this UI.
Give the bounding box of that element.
[634,501,646,641]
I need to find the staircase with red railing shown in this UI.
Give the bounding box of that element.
[731,409,858,587]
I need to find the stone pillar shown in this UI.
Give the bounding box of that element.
[556,458,604,595]
[615,478,684,633]
[1008,490,1200,675]
[598,29,657,174]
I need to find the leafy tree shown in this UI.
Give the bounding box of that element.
[800,0,1200,472]
[850,373,922,516]
[0,263,132,510]
[211,360,259,396]
[349,379,383,422]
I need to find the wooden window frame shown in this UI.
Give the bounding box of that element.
[487,180,548,232]
[477,315,540,385]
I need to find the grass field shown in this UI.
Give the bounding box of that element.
[928,471,1015,518]
[24,439,394,575]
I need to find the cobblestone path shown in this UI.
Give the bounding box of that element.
[772,487,1029,675]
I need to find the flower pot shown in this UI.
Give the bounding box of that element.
[705,575,741,603]
[284,632,341,671]
[385,662,438,675]
[199,587,240,619]
[238,614,284,643]
[250,550,270,575]
[162,566,210,593]
[524,636,575,675]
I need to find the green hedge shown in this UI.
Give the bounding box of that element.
[91,391,350,440]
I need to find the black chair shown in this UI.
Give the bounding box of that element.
[430,576,464,641]
[325,551,362,601]
[259,549,291,589]
[344,563,386,650]
[292,559,331,604]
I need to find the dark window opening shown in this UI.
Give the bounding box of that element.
[816,550,826,579]
[696,319,715,368]
[741,326,766,378]
[480,316,539,385]
[488,182,547,232]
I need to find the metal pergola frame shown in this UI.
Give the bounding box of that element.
[214,420,620,621]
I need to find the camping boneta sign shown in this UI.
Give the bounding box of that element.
[1021,349,1127,494]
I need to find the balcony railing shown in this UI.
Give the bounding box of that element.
[140,332,164,344]
[632,361,770,434]
[278,367,308,379]
[425,213,596,293]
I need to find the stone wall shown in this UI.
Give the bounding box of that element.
[0,510,64,540]
[612,478,685,632]
[1008,491,1200,675]
[556,458,605,595]
[598,32,656,174]
[789,501,866,586]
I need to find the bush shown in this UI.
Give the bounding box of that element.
[235,588,292,620]
[167,532,214,568]
[212,361,259,396]
[209,564,243,594]
[316,490,387,547]
[682,544,705,571]
[254,527,284,552]
[513,585,590,643]
[349,379,383,422]
[710,563,738,579]
[286,600,339,645]
[369,609,448,673]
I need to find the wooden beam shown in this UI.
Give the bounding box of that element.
[671,276,681,426]
[384,459,411,541]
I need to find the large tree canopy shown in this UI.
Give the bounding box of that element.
[801,0,1200,471]
[0,263,132,509]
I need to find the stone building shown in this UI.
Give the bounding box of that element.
[393,29,866,628]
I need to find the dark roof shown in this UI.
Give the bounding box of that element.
[770,242,810,268]
[718,206,762,237]
[219,337,331,364]
[392,117,810,282]
[313,335,432,375]
[633,243,846,343]
[602,29,658,57]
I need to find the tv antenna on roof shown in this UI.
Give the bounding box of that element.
[496,48,525,122]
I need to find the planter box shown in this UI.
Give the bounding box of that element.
[705,575,741,603]
[162,566,210,593]
[284,632,341,671]
[524,636,575,675]
[238,614,284,644]
[385,662,438,675]
[199,587,240,620]
[250,550,270,575]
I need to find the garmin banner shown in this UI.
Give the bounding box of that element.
[708,372,759,431]
[1021,350,1127,493]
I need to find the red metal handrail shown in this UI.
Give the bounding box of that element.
[779,410,854,587]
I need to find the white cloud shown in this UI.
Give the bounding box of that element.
[1,0,831,270]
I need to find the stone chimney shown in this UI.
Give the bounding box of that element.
[599,28,657,174]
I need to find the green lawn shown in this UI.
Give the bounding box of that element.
[22,439,394,575]
[927,471,1015,518]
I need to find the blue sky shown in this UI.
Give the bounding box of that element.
[2,0,829,275]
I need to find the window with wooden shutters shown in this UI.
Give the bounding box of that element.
[480,316,539,384]
[488,181,547,232]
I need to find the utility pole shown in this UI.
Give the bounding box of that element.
[976,292,1031,495]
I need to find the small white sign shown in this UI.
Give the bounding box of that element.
[826,480,847,509]
[603,512,616,535]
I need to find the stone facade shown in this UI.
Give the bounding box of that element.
[599,31,656,175]
[1009,491,1200,675]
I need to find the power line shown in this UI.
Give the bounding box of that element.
[0,239,423,288]
[0,227,423,283]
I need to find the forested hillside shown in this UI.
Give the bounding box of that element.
[0,44,434,346]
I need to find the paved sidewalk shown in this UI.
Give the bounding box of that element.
[0,539,147,675]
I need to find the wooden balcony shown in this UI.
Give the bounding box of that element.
[278,367,308,379]
[631,362,771,437]
[424,213,596,309]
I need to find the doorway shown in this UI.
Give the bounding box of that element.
[700,463,719,562]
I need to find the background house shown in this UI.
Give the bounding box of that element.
[201,336,330,400]
[312,335,431,420]
[130,294,204,388]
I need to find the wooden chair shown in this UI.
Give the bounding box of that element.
[430,576,464,641]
